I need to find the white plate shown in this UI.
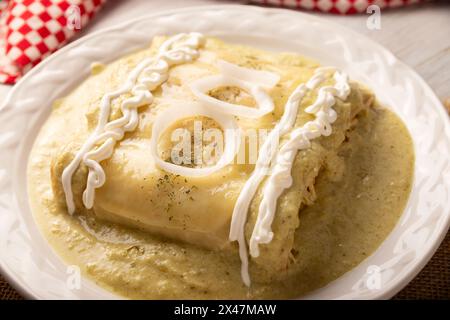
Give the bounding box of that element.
[0,5,449,300]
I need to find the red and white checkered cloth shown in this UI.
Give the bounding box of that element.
[0,0,105,84]
[0,0,431,85]
[250,0,429,14]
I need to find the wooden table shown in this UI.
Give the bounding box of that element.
[1,0,449,299]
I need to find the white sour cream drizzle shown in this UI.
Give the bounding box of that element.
[62,32,205,214]
[229,67,350,286]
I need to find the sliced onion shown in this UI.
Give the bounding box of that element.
[190,60,280,119]
[217,60,280,89]
[190,74,275,119]
[150,102,241,177]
